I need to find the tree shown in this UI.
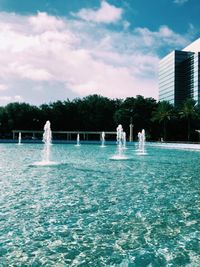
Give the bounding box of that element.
[114,96,157,139]
[179,99,198,141]
[74,95,117,130]
[152,101,174,141]
[4,102,40,131]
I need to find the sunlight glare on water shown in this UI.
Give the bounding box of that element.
[0,143,199,266]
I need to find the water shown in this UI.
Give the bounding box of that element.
[42,120,52,163]
[111,124,127,160]
[0,143,200,266]
[76,134,80,147]
[18,132,22,145]
[123,132,127,149]
[101,132,106,147]
[33,121,57,166]
[137,129,147,155]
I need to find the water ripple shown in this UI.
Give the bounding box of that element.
[0,144,199,265]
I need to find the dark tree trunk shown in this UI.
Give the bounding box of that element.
[163,120,167,141]
[187,118,191,141]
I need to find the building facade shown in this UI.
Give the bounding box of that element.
[159,38,200,106]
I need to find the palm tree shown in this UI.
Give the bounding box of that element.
[152,101,174,141]
[179,99,197,141]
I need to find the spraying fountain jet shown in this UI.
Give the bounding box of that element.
[33,121,58,166]
[110,124,128,160]
[122,131,127,149]
[100,131,106,147]
[18,132,22,145]
[42,120,52,162]
[137,129,147,155]
[75,133,81,146]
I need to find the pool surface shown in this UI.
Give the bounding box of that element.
[0,143,199,266]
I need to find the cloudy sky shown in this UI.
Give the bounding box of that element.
[0,0,199,105]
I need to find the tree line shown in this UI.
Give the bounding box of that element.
[0,94,200,141]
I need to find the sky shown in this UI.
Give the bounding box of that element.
[0,0,199,105]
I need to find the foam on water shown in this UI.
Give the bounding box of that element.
[136,151,148,155]
[32,161,59,166]
[110,155,128,160]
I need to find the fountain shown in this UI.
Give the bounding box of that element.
[110,124,128,160]
[122,131,127,149]
[33,121,58,166]
[137,129,147,155]
[18,132,22,145]
[75,133,81,146]
[42,120,52,162]
[100,131,106,147]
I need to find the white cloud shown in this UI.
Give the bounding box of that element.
[135,25,188,48]
[14,95,23,101]
[173,0,189,5]
[0,11,192,105]
[29,12,65,32]
[12,64,53,81]
[0,96,11,102]
[0,95,22,102]
[0,84,8,91]
[72,1,123,24]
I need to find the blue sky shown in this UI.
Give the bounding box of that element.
[0,0,199,105]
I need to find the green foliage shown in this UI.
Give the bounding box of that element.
[179,99,198,140]
[114,96,157,138]
[0,96,200,141]
[73,95,117,130]
[152,101,175,140]
[179,99,197,120]
[3,102,40,131]
[152,101,174,123]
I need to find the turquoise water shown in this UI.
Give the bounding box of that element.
[0,143,199,266]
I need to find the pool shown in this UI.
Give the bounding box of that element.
[0,143,199,266]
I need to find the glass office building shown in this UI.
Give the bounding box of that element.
[159,38,200,106]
